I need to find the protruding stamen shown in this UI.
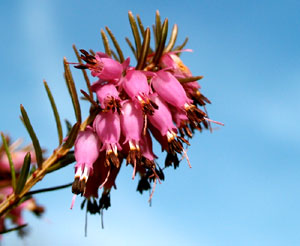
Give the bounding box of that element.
[70,194,77,209]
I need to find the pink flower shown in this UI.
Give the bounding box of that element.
[148,93,177,137]
[93,111,122,168]
[148,93,189,155]
[91,83,121,112]
[120,100,144,178]
[72,127,101,195]
[140,130,157,168]
[160,52,192,78]
[0,187,44,238]
[122,70,157,115]
[76,50,123,82]
[151,70,192,110]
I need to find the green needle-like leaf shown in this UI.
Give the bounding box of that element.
[136,28,151,70]
[20,105,43,169]
[174,37,189,53]
[15,152,31,195]
[80,89,98,108]
[155,10,162,47]
[125,37,137,60]
[128,11,142,59]
[178,76,204,83]
[65,120,72,135]
[105,27,125,63]
[26,182,72,196]
[0,224,27,235]
[100,29,112,57]
[72,44,92,97]
[165,24,178,53]
[89,49,96,56]
[43,80,63,145]
[1,133,16,191]
[153,18,169,64]
[110,49,120,62]
[46,151,75,174]
[62,122,80,149]
[152,24,158,53]
[63,57,82,123]
[136,15,145,37]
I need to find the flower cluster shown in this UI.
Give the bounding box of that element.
[71,49,219,212]
[70,12,222,215]
[0,136,44,238]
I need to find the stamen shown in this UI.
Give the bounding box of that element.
[182,148,192,168]
[148,179,157,203]
[204,117,224,126]
[99,168,111,189]
[70,194,77,209]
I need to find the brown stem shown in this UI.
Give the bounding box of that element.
[0,116,91,217]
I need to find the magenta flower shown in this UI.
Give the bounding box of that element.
[93,111,122,168]
[122,70,157,115]
[0,150,35,173]
[76,50,123,82]
[91,83,121,112]
[148,93,189,154]
[140,130,157,169]
[151,70,192,110]
[152,70,207,126]
[120,100,143,178]
[72,126,101,195]
[0,186,44,239]
[160,52,192,78]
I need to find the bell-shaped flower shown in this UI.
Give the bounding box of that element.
[91,83,121,112]
[72,126,101,196]
[76,50,123,83]
[140,130,157,169]
[151,70,192,109]
[93,111,122,168]
[160,52,192,78]
[148,94,189,155]
[120,100,143,178]
[122,70,157,115]
[152,70,207,126]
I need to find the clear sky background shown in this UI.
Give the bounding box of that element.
[0,0,299,245]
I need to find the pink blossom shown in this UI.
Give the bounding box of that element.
[91,83,121,112]
[151,70,192,110]
[122,70,157,115]
[93,111,121,168]
[160,52,192,78]
[148,94,190,155]
[140,130,157,169]
[76,50,123,82]
[72,127,100,195]
[148,93,177,138]
[120,100,143,145]
[120,100,144,178]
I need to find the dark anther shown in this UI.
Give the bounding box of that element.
[72,177,81,195]
[87,199,100,214]
[137,177,151,194]
[80,199,87,210]
[99,193,111,210]
[165,152,180,169]
[106,152,120,168]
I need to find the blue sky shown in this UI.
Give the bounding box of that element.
[0,0,300,245]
